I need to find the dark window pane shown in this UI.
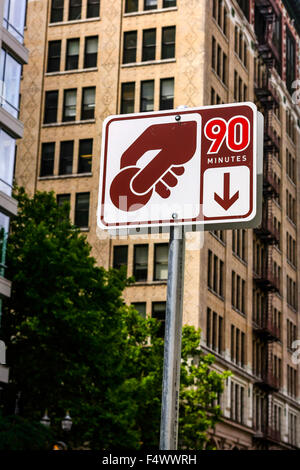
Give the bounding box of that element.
[40,143,55,176]
[132,302,146,318]
[63,89,77,121]
[121,82,135,114]
[47,40,61,72]
[84,36,98,68]
[123,31,137,64]
[59,141,73,175]
[69,0,82,20]
[286,29,295,95]
[113,245,128,270]
[134,245,148,281]
[163,0,176,7]
[44,90,58,123]
[78,139,93,173]
[162,26,175,59]
[81,87,95,119]
[66,38,79,70]
[152,302,166,338]
[140,80,154,112]
[75,192,90,227]
[125,0,138,13]
[144,0,157,10]
[160,78,174,110]
[142,29,156,61]
[87,0,100,18]
[50,0,64,23]
[154,244,168,280]
[57,194,70,207]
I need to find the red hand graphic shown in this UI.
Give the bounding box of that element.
[110,121,197,212]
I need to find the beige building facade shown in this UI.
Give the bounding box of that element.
[16,0,300,449]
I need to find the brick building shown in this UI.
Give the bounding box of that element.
[15,0,299,449]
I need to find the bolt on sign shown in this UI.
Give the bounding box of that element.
[97,103,262,231]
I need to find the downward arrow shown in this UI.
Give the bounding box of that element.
[214,173,239,210]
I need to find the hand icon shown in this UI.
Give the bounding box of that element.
[110,121,197,211]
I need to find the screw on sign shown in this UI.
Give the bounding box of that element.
[98,103,259,231]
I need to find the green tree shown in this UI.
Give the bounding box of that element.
[1,188,229,450]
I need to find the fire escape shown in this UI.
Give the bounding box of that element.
[253,0,282,449]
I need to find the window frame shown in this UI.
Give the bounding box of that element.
[161,26,176,60]
[81,86,95,120]
[40,142,55,177]
[44,90,59,124]
[74,192,90,228]
[133,244,149,282]
[62,88,77,122]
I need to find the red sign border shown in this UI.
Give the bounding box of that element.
[98,103,257,229]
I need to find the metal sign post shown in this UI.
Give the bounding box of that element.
[159,224,185,450]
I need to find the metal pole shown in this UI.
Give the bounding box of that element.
[159,224,185,450]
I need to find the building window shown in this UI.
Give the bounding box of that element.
[286,29,295,96]
[68,0,82,21]
[237,0,249,20]
[232,271,246,314]
[75,192,90,228]
[78,139,93,173]
[161,26,175,59]
[66,38,80,70]
[287,365,297,398]
[230,382,245,424]
[113,245,128,271]
[84,36,98,68]
[63,89,77,122]
[40,142,55,177]
[140,80,154,112]
[142,29,156,62]
[163,0,176,7]
[152,302,166,338]
[154,244,168,281]
[160,78,174,110]
[287,319,297,350]
[133,245,148,282]
[286,149,296,183]
[81,87,95,120]
[0,127,14,197]
[57,194,71,217]
[3,0,27,43]
[211,37,227,84]
[132,302,146,318]
[87,0,100,18]
[0,48,21,118]
[286,275,297,310]
[123,31,137,64]
[125,0,138,13]
[206,307,223,354]
[59,141,74,175]
[232,229,246,261]
[44,90,58,124]
[207,250,224,298]
[121,82,135,114]
[57,194,70,206]
[230,325,245,366]
[144,0,157,10]
[288,412,297,446]
[57,193,70,206]
[47,40,61,73]
[50,0,64,23]
[0,128,15,196]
